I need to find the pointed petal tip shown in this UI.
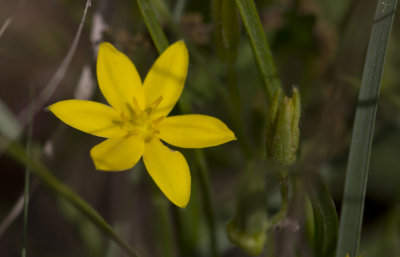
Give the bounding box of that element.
[99,41,115,52]
[45,105,53,112]
[170,40,188,57]
[174,190,190,208]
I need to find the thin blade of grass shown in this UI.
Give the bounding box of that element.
[336,1,398,257]
[1,137,140,257]
[135,0,169,53]
[306,175,338,257]
[234,0,281,99]
[0,0,24,39]
[22,88,33,257]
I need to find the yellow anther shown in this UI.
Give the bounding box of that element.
[151,96,163,109]
[120,112,130,122]
[152,116,165,126]
[131,96,142,115]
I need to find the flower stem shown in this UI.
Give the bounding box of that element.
[135,2,221,255]
[2,137,140,257]
[267,176,289,228]
[194,149,219,257]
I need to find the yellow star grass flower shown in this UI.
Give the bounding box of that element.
[48,41,236,208]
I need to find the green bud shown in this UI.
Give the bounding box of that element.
[266,88,301,166]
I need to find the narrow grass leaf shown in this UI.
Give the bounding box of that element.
[1,137,140,257]
[306,175,338,257]
[234,0,281,99]
[336,1,398,257]
[212,0,241,63]
[22,89,33,257]
[136,0,169,53]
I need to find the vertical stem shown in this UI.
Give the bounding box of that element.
[268,176,289,227]
[22,89,33,257]
[227,64,252,159]
[152,192,175,257]
[134,2,221,255]
[194,149,219,257]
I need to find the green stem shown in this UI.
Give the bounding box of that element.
[2,137,140,257]
[194,149,219,257]
[152,192,174,257]
[336,1,397,256]
[22,91,33,257]
[227,64,252,159]
[235,0,282,100]
[267,176,289,228]
[135,2,220,256]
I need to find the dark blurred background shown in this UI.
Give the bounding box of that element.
[1,0,400,256]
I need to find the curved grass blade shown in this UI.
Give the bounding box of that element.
[336,1,398,257]
[1,137,140,257]
[234,0,281,99]
[306,175,338,257]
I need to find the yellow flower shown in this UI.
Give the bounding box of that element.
[48,41,236,208]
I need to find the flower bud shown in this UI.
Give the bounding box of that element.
[266,88,301,167]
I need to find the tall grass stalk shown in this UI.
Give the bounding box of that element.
[2,138,140,257]
[336,1,397,256]
[22,89,33,257]
[234,0,281,99]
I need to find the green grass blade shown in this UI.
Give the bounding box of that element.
[234,0,281,99]
[135,0,169,53]
[306,175,338,257]
[336,1,398,257]
[1,137,140,257]
[22,90,33,257]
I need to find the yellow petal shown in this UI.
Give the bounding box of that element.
[97,42,145,114]
[143,138,191,208]
[90,135,144,171]
[158,114,236,148]
[143,41,188,117]
[48,100,125,138]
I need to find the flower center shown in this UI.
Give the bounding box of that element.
[120,96,164,142]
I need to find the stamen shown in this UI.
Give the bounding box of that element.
[126,103,136,118]
[145,96,164,116]
[131,97,142,115]
[120,112,129,122]
[152,116,165,126]
[151,96,163,109]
